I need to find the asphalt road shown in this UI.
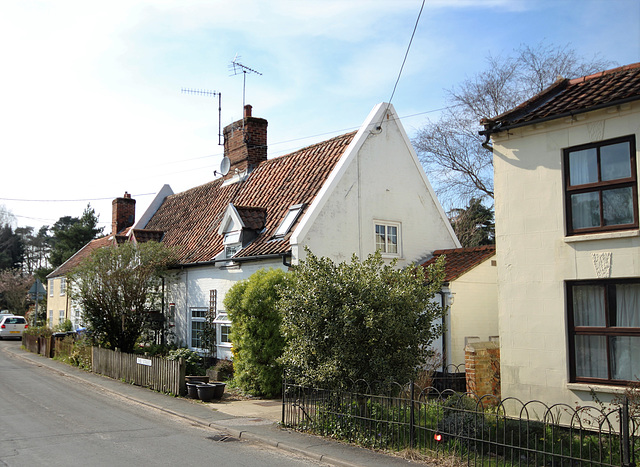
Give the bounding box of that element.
[0,340,325,466]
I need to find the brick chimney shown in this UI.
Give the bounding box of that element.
[112,192,136,235]
[222,105,268,179]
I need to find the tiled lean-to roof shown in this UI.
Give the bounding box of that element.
[422,245,495,282]
[142,131,356,265]
[47,235,118,279]
[481,63,640,133]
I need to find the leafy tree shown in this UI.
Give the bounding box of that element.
[69,241,176,353]
[0,225,24,270]
[16,226,52,276]
[0,269,33,315]
[279,250,445,388]
[224,268,287,398]
[413,41,612,208]
[50,205,103,268]
[449,198,495,247]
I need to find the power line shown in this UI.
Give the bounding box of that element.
[381,0,426,126]
[0,193,156,203]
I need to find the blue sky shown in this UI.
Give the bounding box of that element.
[1,0,638,232]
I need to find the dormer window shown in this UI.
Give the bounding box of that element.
[218,203,267,260]
[274,204,305,238]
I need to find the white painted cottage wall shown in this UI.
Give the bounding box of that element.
[293,103,459,266]
[168,259,288,359]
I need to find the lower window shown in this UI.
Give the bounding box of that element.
[220,325,231,344]
[190,307,207,350]
[567,280,640,384]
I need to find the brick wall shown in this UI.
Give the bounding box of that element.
[465,341,500,403]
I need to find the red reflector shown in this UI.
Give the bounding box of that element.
[24,324,28,329]
[434,433,443,442]
[1,325,5,329]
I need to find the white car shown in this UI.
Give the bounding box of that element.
[0,315,28,339]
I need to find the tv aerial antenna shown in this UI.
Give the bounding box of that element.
[229,55,262,111]
[181,88,223,146]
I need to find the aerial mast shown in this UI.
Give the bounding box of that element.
[180,88,223,146]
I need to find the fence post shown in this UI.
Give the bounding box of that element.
[410,380,415,449]
[281,374,286,426]
[622,396,632,467]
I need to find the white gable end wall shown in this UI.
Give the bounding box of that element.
[292,103,459,266]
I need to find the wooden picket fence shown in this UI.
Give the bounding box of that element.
[92,346,186,396]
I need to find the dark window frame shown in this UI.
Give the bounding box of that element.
[563,135,638,235]
[567,278,640,385]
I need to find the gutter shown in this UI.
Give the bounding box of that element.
[172,251,292,270]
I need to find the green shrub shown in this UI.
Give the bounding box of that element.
[225,268,287,398]
[53,319,73,332]
[23,325,53,337]
[212,359,234,381]
[167,348,204,376]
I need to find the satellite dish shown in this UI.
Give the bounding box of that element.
[220,156,230,176]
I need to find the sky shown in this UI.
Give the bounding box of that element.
[1,0,639,233]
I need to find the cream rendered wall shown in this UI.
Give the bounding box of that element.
[492,102,640,406]
[168,259,288,358]
[46,277,70,328]
[293,103,459,266]
[447,258,498,367]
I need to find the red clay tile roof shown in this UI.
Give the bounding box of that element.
[141,131,357,264]
[47,235,116,278]
[421,245,495,282]
[481,63,640,133]
[235,206,267,231]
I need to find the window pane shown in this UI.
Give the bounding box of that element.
[569,148,598,186]
[191,308,207,318]
[601,141,631,181]
[220,325,231,343]
[603,187,634,226]
[573,285,606,326]
[575,335,608,379]
[610,336,640,381]
[191,320,204,348]
[387,226,398,254]
[375,224,386,252]
[571,192,600,229]
[616,284,640,327]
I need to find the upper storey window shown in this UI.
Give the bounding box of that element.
[564,136,638,235]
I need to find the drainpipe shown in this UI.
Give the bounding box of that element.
[438,291,447,373]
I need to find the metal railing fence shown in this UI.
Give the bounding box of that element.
[282,379,639,466]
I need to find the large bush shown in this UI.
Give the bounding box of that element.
[224,268,287,398]
[279,250,445,388]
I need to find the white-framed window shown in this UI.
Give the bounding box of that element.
[48,310,53,327]
[60,278,66,296]
[225,243,241,259]
[220,324,231,345]
[374,222,400,256]
[49,280,54,297]
[274,204,304,238]
[59,310,64,324]
[190,307,208,350]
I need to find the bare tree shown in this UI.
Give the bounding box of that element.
[414,42,613,208]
